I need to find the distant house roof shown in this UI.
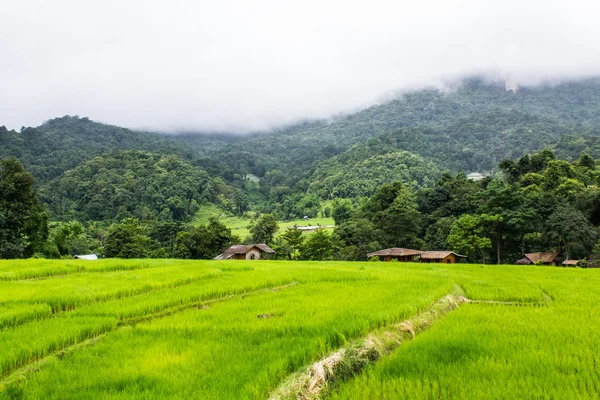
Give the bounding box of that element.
[516,252,560,264]
[562,259,581,266]
[214,244,275,260]
[420,251,466,260]
[367,248,422,258]
[73,254,98,260]
[466,172,486,181]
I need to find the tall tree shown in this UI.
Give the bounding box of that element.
[280,226,305,260]
[175,217,235,259]
[546,208,597,259]
[0,158,48,258]
[104,218,153,258]
[447,214,492,263]
[476,179,523,264]
[365,182,423,249]
[249,214,279,244]
[299,229,333,261]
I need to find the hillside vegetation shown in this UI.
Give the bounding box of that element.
[4,77,600,262]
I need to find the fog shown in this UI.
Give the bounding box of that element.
[2,0,600,133]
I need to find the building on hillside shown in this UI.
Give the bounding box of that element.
[214,244,276,260]
[73,254,98,260]
[420,251,466,264]
[466,172,487,181]
[367,248,421,262]
[562,259,581,267]
[515,252,562,266]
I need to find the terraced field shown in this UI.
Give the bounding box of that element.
[0,259,598,399]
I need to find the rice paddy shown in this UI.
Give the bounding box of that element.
[0,260,598,399]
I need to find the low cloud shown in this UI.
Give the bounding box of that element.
[2,0,600,133]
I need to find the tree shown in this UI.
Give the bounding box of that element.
[366,183,423,249]
[546,208,597,260]
[299,229,333,260]
[424,217,455,250]
[333,218,379,261]
[175,217,235,259]
[280,226,304,259]
[249,214,279,244]
[476,179,523,264]
[0,158,48,258]
[447,214,492,263]
[104,218,153,258]
[44,221,98,258]
[331,198,353,225]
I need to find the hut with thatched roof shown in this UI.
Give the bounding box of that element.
[515,252,562,266]
[366,248,421,262]
[214,244,275,260]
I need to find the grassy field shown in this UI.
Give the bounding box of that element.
[0,260,598,399]
[192,203,335,239]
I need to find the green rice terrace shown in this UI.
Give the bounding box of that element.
[0,259,598,399]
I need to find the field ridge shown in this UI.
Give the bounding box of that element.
[269,283,550,400]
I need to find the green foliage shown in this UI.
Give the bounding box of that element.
[331,198,354,225]
[0,158,48,258]
[447,215,492,263]
[45,151,212,223]
[364,182,423,249]
[43,221,99,258]
[280,226,304,260]
[175,217,235,259]
[103,218,153,258]
[299,229,334,260]
[249,214,279,245]
[546,207,597,259]
[0,116,195,185]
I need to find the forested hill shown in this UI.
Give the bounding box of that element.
[184,77,600,183]
[5,76,600,221]
[42,151,231,223]
[0,116,196,184]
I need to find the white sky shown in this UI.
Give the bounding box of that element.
[1,0,600,132]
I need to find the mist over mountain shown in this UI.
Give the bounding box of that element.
[4,1,600,132]
[4,76,600,218]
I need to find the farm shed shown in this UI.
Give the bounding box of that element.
[420,251,466,264]
[214,244,276,260]
[562,259,581,267]
[515,252,562,266]
[367,248,421,262]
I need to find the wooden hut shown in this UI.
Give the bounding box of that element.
[562,259,581,267]
[366,248,421,262]
[214,244,275,260]
[515,252,562,266]
[420,251,466,264]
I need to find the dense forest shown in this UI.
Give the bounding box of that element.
[3,76,600,262]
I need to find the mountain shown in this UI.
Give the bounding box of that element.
[188,77,600,186]
[0,116,196,184]
[5,76,600,222]
[42,150,223,223]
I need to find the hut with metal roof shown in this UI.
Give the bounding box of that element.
[366,248,421,262]
[214,244,276,260]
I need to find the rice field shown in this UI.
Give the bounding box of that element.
[0,260,598,399]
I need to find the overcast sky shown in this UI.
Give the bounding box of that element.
[2,0,600,133]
